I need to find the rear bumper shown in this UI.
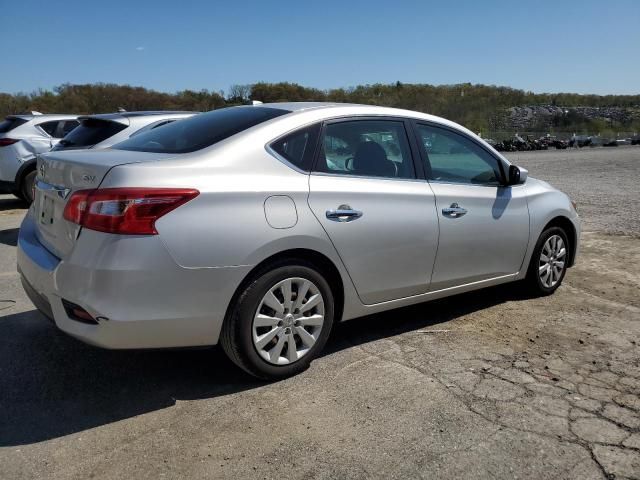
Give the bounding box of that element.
[17,211,251,349]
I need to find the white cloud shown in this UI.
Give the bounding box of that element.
[135,46,145,51]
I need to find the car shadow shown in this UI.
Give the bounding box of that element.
[0,283,530,446]
[0,228,19,247]
[0,196,27,212]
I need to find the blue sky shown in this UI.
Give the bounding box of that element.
[2,0,639,95]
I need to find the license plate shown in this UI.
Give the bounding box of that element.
[39,195,55,226]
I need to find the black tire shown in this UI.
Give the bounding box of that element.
[220,259,335,380]
[524,226,570,296]
[21,170,37,204]
[13,190,26,202]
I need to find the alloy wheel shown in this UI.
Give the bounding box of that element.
[539,234,566,288]
[252,277,325,365]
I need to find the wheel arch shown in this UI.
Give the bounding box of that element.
[223,248,345,328]
[543,216,577,267]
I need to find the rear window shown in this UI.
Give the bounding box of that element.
[113,107,289,154]
[53,119,127,150]
[0,117,27,133]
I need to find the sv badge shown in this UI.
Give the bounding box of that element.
[82,174,96,183]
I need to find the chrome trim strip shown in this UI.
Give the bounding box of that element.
[36,180,71,199]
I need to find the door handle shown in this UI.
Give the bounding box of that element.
[326,205,363,222]
[442,203,467,218]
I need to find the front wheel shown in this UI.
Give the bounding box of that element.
[220,261,334,380]
[525,227,570,295]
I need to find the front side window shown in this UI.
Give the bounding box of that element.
[416,124,504,185]
[315,120,415,179]
[270,123,320,171]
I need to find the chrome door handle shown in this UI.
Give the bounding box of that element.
[326,205,363,222]
[442,203,467,218]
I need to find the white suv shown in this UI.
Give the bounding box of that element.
[0,112,79,202]
[51,111,197,152]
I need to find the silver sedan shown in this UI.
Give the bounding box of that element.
[17,103,580,379]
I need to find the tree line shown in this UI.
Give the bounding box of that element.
[1,82,638,134]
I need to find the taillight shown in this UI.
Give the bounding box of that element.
[0,138,19,147]
[63,188,199,235]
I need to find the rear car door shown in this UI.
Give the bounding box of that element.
[413,122,530,290]
[307,118,439,305]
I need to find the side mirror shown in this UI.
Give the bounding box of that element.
[508,165,527,185]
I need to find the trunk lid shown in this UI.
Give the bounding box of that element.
[34,149,176,258]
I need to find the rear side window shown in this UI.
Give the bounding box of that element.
[270,123,321,171]
[315,120,416,179]
[54,119,127,150]
[38,121,59,137]
[62,120,79,136]
[114,107,290,154]
[0,117,27,133]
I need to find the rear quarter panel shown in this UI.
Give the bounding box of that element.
[100,141,363,320]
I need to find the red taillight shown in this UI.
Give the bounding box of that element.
[0,138,19,147]
[63,188,199,235]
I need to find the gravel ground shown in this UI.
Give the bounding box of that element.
[0,147,639,479]
[505,146,640,236]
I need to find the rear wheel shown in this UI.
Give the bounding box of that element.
[21,170,36,204]
[525,226,570,295]
[220,261,334,380]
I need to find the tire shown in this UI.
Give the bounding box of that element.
[524,226,570,295]
[220,260,335,380]
[13,190,26,202]
[21,170,37,204]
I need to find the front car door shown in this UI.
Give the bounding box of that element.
[308,118,439,305]
[413,122,530,290]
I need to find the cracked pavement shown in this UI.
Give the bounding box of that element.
[0,147,639,479]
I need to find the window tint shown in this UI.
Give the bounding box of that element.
[61,120,79,136]
[316,120,415,179]
[38,121,59,137]
[416,124,503,185]
[114,107,289,154]
[270,123,320,171]
[0,117,27,133]
[53,119,128,150]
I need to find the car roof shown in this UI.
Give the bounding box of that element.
[7,113,79,121]
[259,102,443,122]
[260,102,377,113]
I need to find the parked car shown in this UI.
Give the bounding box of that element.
[17,103,580,379]
[0,112,79,202]
[51,111,197,152]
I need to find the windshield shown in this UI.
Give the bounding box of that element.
[53,118,127,150]
[113,107,289,154]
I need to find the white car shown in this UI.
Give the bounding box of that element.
[51,111,197,153]
[0,112,79,202]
